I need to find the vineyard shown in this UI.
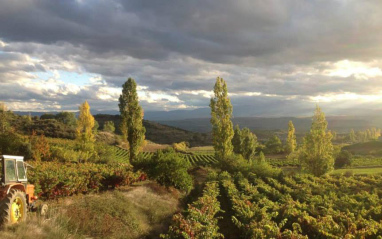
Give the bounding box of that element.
[219,172,382,238]
[115,146,219,166]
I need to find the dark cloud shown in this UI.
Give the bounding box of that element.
[1,0,382,114]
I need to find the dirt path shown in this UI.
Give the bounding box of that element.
[217,184,241,239]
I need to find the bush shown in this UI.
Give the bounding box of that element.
[134,148,193,193]
[335,150,352,168]
[161,182,223,239]
[27,161,142,199]
[219,154,281,179]
[172,141,189,152]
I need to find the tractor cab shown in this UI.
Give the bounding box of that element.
[1,155,28,185]
[0,155,37,224]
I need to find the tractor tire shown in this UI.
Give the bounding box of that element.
[0,190,27,225]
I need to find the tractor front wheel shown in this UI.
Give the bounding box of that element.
[0,190,27,224]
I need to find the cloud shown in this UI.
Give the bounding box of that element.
[1,0,382,115]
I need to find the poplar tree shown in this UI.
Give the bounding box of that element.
[232,125,242,154]
[285,121,297,154]
[210,77,234,160]
[76,101,96,156]
[119,78,146,161]
[241,127,257,160]
[299,105,334,176]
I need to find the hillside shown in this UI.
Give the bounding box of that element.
[342,141,382,156]
[94,114,211,147]
[158,115,375,133]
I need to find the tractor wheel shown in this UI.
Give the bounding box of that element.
[0,190,27,224]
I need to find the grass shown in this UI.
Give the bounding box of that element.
[331,167,382,175]
[1,181,180,239]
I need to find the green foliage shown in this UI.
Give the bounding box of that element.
[241,127,257,160]
[220,171,382,238]
[220,153,280,179]
[134,148,193,192]
[335,150,352,168]
[29,119,76,139]
[119,78,146,161]
[172,141,189,152]
[0,131,32,158]
[55,112,77,127]
[161,182,223,239]
[103,120,115,132]
[232,125,242,154]
[299,106,334,176]
[0,102,10,133]
[285,120,297,154]
[265,135,283,154]
[27,161,142,199]
[348,128,356,142]
[257,151,266,163]
[210,77,234,160]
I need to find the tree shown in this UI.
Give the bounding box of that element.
[76,101,96,157]
[257,151,266,163]
[265,135,283,154]
[285,121,297,154]
[103,121,115,132]
[241,127,257,160]
[55,112,77,127]
[0,102,10,133]
[119,78,146,161]
[210,77,234,160]
[232,125,242,155]
[348,129,356,142]
[299,105,334,176]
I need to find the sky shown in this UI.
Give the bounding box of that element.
[1,0,382,116]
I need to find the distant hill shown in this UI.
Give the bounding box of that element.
[342,141,382,156]
[158,115,379,133]
[93,114,211,147]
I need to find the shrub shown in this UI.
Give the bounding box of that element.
[219,153,281,179]
[335,150,352,168]
[134,148,193,193]
[161,181,223,239]
[27,161,142,199]
[172,141,189,152]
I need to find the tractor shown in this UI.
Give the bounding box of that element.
[0,155,38,224]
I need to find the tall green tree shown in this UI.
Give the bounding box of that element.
[241,127,257,160]
[119,78,146,161]
[299,105,334,176]
[76,101,96,158]
[209,77,234,160]
[285,121,297,154]
[232,125,242,154]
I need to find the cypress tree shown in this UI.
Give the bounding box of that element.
[119,78,146,161]
[209,77,234,160]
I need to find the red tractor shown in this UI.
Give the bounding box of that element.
[0,155,38,224]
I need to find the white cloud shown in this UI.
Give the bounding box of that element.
[324,60,382,80]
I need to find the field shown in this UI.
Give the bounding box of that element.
[219,172,382,238]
